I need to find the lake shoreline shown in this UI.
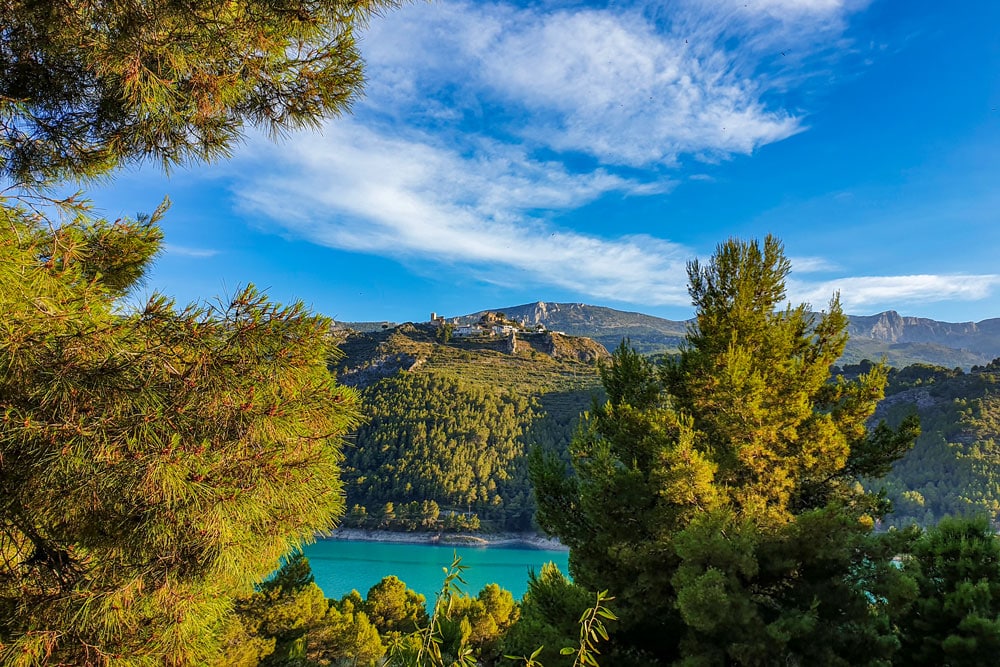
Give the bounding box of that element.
[325,528,568,552]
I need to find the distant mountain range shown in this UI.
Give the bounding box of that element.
[444,302,1000,369]
[338,301,1000,369]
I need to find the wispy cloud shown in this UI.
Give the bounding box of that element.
[236,0,933,310]
[789,255,841,273]
[236,121,690,305]
[790,274,1000,311]
[360,1,826,167]
[163,244,219,259]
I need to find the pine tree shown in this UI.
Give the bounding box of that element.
[1,0,402,187]
[1,1,402,661]
[501,563,595,667]
[895,516,1000,666]
[532,236,919,665]
[364,575,429,637]
[0,202,361,664]
[218,551,387,667]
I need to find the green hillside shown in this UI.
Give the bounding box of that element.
[335,314,1000,533]
[331,318,606,531]
[836,359,1000,528]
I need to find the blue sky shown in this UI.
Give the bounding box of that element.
[91,0,999,324]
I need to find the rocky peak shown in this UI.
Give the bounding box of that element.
[521,301,553,326]
[869,310,905,342]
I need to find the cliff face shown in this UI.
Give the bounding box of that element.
[520,331,609,363]
[867,311,985,343]
[848,310,1000,350]
[853,310,906,342]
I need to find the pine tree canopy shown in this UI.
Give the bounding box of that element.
[895,516,1000,665]
[1,0,401,186]
[532,235,920,665]
[1,1,399,661]
[0,200,361,663]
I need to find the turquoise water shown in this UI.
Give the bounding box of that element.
[302,539,570,603]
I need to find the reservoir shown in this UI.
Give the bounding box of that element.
[303,539,570,603]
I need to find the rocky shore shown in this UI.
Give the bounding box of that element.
[327,528,567,551]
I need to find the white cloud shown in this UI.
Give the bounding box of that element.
[356,0,843,168]
[481,8,801,165]
[789,274,1000,310]
[163,244,219,259]
[789,255,840,273]
[235,121,690,306]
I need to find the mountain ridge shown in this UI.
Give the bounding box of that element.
[338,302,1000,368]
[449,302,1000,368]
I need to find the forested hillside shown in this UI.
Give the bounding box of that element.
[331,319,605,531]
[343,374,537,530]
[335,314,1000,534]
[848,359,1000,528]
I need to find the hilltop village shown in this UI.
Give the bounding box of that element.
[430,311,561,339]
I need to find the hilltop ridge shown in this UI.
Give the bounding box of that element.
[331,318,607,392]
[444,302,1000,368]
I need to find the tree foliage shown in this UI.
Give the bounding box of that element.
[220,552,386,667]
[0,0,403,661]
[856,360,1000,528]
[532,236,919,665]
[1,0,401,186]
[383,555,521,667]
[343,373,540,531]
[895,516,1000,666]
[436,583,519,665]
[0,202,361,664]
[365,575,429,637]
[502,563,602,667]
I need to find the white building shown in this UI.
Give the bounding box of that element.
[453,325,482,338]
